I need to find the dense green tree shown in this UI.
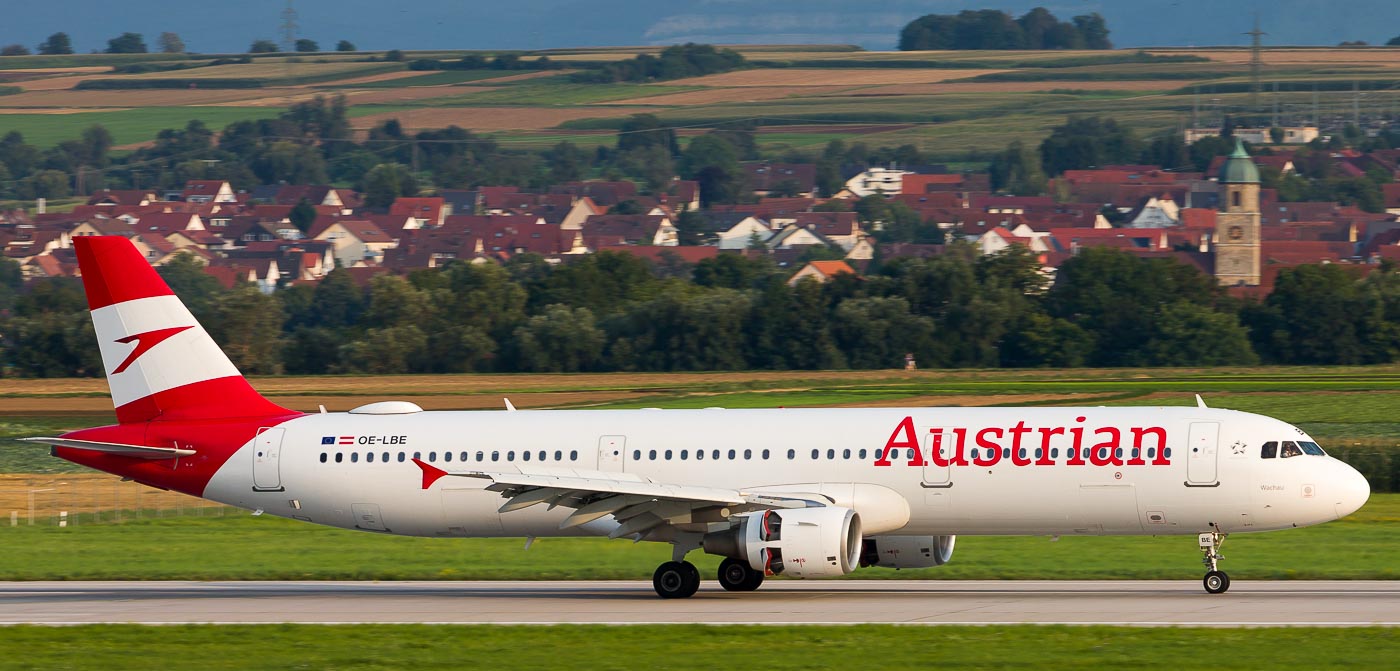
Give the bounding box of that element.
[249,40,279,54]
[989,140,1047,195]
[361,163,418,209]
[205,285,285,374]
[295,39,320,53]
[37,33,73,56]
[617,114,679,155]
[510,305,605,372]
[105,33,147,54]
[289,200,318,233]
[680,135,743,206]
[336,40,357,52]
[158,32,185,54]
[1,45,31,56]
[1039,116,1142,176]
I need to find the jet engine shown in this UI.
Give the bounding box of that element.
[859,535,956,569]
[702,507,862,578]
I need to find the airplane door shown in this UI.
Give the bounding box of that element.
[598,435,626,472]
[921,431,951,488]
[252,427,285,491]
[1186,422,1220,486]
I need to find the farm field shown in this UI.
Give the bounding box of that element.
[2,625,1395,671]
[3,47,1398,155]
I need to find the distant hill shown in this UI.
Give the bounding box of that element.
[2,0,1398,53]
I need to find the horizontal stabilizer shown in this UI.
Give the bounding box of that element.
[21,437,196,459]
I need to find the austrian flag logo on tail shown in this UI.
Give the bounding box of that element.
[112,326,194,374]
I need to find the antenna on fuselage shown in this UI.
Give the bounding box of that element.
[1195,394,1208,409]
[504,398,517,412]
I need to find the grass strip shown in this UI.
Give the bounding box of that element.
[0,624,1396,670]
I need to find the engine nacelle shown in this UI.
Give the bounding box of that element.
[860,535,956,569]
[702,507,862,579]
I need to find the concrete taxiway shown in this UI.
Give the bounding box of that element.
[2,581,1397,626]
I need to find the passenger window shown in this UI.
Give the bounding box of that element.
[649,450,657,460]
[761,449,770,460]
[842,449,850,459]
[383,452,390,463]
[507,451,516,461]
[859,449,867,459]
[827,449,835,460]
[712,449,720,460]
[490,451,499,462]
[1280,441,1303,458]
[743,449,752,460]
[398,452,406,462]
[728,449,736,460]
[413,451,422,461]
[538,451,545,461]
[1261,441,1277,459]
[665,450,673,460]
[696,450,704,461]
[335,453,343,463]
[319,453,327,463]
[367,452,375,463]
[812,449,819,459]
[1051,448,1059,459]
[680,450,688,460]
[428,452,437,462]
[350,453,358,463]
[443,452,451,463]
[633,450,641,461]
[522,451,530,462]
[554,450,562,461]
[569,450,578,461]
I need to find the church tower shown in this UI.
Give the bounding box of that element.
[1214,139,1261,286]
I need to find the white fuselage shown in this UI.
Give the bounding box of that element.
[203,406,1366,540]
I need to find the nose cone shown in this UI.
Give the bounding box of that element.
[1333,460,1371,520]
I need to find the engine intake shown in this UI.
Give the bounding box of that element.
[702,507,862,579]
[860,535,956,569]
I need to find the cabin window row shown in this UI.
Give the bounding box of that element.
[319,449,581,464]
[624,446,1170,463]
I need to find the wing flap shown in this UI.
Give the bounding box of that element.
[21,437,196,459]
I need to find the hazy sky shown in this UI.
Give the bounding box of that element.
[3,1,1396,53]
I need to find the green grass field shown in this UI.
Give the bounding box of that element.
[0,107,283,147]
[0,494,1391,581]
[0,625,1396,670]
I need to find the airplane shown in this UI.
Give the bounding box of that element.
[24,236,1371,598]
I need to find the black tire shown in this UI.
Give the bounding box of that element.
[653,561,700,599]
[718,557,765,592]
[1203,570,1230,594]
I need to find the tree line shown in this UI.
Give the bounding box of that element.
[899,8,1112,51]
[6,245,1400,377]
[0,31,360,56]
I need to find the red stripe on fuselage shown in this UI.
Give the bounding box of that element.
[55,412,302,498]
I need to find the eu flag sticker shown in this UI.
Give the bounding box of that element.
[321,436,335,445]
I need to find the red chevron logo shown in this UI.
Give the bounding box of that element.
[113,326,194,374]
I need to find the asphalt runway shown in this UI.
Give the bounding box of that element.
[2,581,1397,626]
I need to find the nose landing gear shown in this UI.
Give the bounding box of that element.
[1199,525,1230,594]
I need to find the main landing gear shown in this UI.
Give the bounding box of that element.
[651,558,766,598]
[717,557,765,592]
[652,561,701,599]
[1198,525,1230,594]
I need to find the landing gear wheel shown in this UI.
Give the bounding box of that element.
[1203,570,1230,594]
[1197,525,1230,595]
[718,557,765,592]
[653,561,700,599]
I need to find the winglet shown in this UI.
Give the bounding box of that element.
[1195,394,1208,409]
[412,458,449,490]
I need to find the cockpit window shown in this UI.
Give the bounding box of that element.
[1261,441,1277,459]
[1280,441,1303,458]
[1299,441,1326,456]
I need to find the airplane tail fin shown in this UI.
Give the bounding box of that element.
[74,236,293,424]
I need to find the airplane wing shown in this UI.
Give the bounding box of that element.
[412,459,825,539]
[20,437,196,459]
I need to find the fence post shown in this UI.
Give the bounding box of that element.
[9,511,15,527]
[58,511,67,528]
